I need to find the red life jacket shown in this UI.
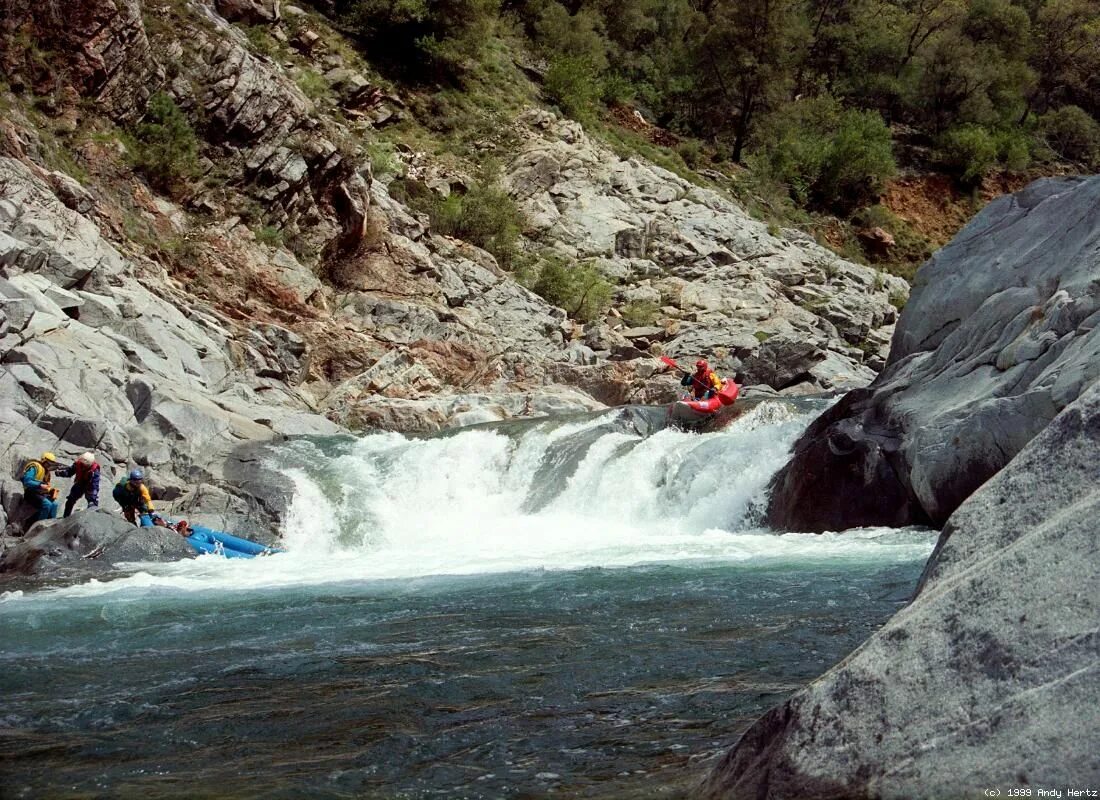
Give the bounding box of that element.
[74,460,100,484]
[689,369,723,399]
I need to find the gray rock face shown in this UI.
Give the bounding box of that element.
[0,509,195,580]
[0,156,339,541]
[701,380,1100,799]
[0,0,161,122]
[506,110,905,393]
[767,176,1100,531]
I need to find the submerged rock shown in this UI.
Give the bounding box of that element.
[701,378,1100,799]
[767,176,1100,531]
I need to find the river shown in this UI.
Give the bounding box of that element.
[0,400,936,798]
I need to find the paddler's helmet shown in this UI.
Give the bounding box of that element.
[695,359,708,371]
[41,452,57,466]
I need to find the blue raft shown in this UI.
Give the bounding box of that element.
[183,524,283,559]
[136,514,280,559]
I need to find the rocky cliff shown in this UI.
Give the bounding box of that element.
[766,176,1100,532]
[2,0,903,556]
[701,175,1100,797]
[701,378,1100,799]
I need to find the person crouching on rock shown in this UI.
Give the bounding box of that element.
[21,451,61,522]
[56,452,101,517]
[682,359,723,399]
[113,469,159,527]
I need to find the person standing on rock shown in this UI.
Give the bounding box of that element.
[20,452,61,522]
[57,452,101,517]
[113,469,158,527]
[681,359,723,400]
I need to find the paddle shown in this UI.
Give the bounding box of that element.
[660,355,740,406]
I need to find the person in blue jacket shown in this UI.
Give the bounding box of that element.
[21,451,60,522]
[57,452,101,517]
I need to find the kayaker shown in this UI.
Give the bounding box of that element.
[57,452,101,517]
[20,451,61,522]
[113,469,160,527]
[681,359,723,400]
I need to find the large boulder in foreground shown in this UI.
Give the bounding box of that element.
[0,509,194,581]
[701,379,1100,798]
[766,176,1100,531]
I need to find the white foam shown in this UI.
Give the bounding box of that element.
[8,402,938,601]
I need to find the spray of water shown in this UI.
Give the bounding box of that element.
[2,401,937,601]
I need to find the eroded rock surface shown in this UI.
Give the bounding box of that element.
[701,379,1100,799]
[0,509,195,581]
[767,176,1100,531]
[506,110,905,393]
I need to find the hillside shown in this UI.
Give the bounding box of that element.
[0,0,923,443]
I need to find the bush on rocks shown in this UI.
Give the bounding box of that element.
[1039,105,1100,168]
[531,256,613,323]
[128,92,200,192]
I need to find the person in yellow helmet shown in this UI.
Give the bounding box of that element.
[21,452,60,522]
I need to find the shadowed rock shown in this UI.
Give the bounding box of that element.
[0,509,194,581]
[767,176,1100,532]
[700,379,1100,799]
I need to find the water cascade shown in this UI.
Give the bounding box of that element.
[0,400,937,797]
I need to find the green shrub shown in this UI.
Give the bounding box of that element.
[994,128,1032,172]
[601,73,636,105]
[675,139,704,169]
[129,92,200,191]
[402,181,523,267]
[621,299,660,327]
[752,97,895,213]
[532,257,613,322]
[816,110,896,206]
[936,124,998,185]
[244,25,278,58]
[342,0,498,80]
[254,225,284,247]
[544,55,603,120]
[295,69,329,101]
[367,140,401,179]
[1039,105,1100,167]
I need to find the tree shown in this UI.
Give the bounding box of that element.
[341,0,501,80]
[753,95,895,211]
[1024,0,1100,119]
[692,0,810,162]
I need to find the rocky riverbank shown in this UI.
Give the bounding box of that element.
[765,176,1100,532]
[1,0,903,564]
[703,176,1100,797]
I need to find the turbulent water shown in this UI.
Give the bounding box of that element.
[0,401,937,798]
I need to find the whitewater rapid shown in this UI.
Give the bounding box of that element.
[1,400,937,602]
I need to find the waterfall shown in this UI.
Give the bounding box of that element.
[6,400,934,600]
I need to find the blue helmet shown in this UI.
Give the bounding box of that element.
[129,468,144,482]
